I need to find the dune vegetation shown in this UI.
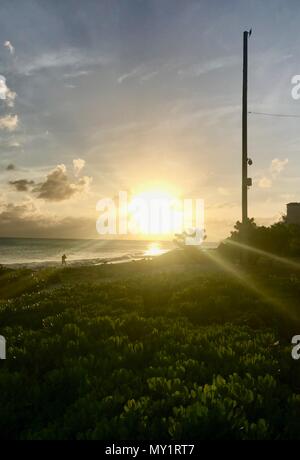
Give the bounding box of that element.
[0,245,300,440]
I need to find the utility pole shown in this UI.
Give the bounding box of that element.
[242,29,252,227]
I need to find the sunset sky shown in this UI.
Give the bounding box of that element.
[1,0,300,241]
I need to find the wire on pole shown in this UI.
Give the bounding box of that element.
[248,111,300,118]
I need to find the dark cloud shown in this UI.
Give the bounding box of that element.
[6,163,15,171]
[34,164,91,201]
[7,164,91,201]
[0,202,97,239]
[0,203,34,224]
[9,179,35,192]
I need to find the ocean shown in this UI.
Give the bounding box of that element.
[0,238,217,268]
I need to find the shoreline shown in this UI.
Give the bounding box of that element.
[0,239,219,270]
[0,247,220,270]
[0,251,171,270]
[0,247,220,272]
[0,255,143,270]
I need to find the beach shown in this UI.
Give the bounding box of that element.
[0,237,217,269]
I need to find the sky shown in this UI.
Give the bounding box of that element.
[0,0,300,241]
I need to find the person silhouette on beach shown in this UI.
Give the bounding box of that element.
[62,254,67,266]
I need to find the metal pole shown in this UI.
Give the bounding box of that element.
[242,30,248,226]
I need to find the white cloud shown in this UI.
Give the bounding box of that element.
[4,40,14,55]
[140,70,158,82]
[258,158,289,189]
[118,67,141,84]
[73,158,85,176]
[0,76,9,99]
[17,49,110,76]
[0,114,18,131]
[270,158,289,178]
[258,177,272,189]
[63,70,91,79]
[117,66,158,84]
[0,75,16,107]
[178,56,238,78]
[9,141,21,148]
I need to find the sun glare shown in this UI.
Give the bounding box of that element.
[132,187,177,200]
[144,242,166,257]
[128,186,183,236]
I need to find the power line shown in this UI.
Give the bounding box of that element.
[248,111,300,119]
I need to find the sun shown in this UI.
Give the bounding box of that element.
[128,185,183,237]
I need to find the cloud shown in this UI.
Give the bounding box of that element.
[270,158,289,178]
[73,158,85,176]
[258,158,289,189]
[117,66,158,84]
[140,70,158,82]
[9,179,35,192]
[0,202,37,226]
[118,67,141,84]
[6,164,16,171]
[4,40,14,55]
[9,141,21,148]
[0,75,16,107]
[63,70,91,79]
[34,164,92,201]
[0,114,18,131]
[17,49,110,76]
[178,56,238,78]
[258,177,272,189]
[0,202,97,239]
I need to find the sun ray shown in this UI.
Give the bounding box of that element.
[201,247,297,320]
[225,239,300,270]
